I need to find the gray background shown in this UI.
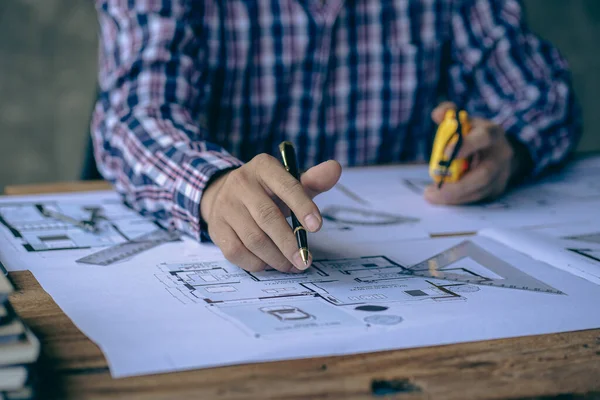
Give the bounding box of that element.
[0,0,598,190]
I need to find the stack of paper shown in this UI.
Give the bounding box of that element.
[0,157,598,379]
[0,264,40,399]
[29,233,600,378]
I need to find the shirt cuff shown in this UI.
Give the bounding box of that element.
[171,151,244,243]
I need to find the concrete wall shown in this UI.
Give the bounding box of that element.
[524,0,600,155]
[0,0,598,190]
[0,1,98,190]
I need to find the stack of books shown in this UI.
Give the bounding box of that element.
[0,264,40,400]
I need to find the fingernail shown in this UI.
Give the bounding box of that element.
[304,213,321,232]
[293,251,309,270]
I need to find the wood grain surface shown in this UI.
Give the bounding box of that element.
[3,181,111,196]
[5,182,600,400]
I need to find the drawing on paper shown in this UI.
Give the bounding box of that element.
[564,233,600,245]
[259,305,315,321]
[155,256,467,306]
[567,248,600,263]
[402,179,431,195]
[154,244,564,337]
[320,205,419,230]
[364,315,403,325]
[210,298,366,337]
[354,305,388,312]
[0,200,159,252]
[449,284,480,293]
[408,240,564,294]
[154,255,472,337]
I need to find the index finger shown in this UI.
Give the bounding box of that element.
[253,154,322,232]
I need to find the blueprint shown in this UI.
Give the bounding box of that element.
[0,191,161,271]
[310,184,429,250]
[0,200,158,252]
[527,220,600,243]
[2,157,600,378]
[154,238,570,339]
[31,234,600,377]
[526,220,600,264]
[155,256,470,337]
[480,228,600,285]
[356,157,600,235]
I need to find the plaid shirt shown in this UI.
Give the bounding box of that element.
[92,0,581,241]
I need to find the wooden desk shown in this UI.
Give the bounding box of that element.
[5,182,600,400]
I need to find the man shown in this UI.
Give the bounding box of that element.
[92,0,581,273]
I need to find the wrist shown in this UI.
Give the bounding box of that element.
[200,169,232,223]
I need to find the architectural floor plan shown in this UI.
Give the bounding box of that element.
[0,197,159,252]
[155,256,468,337]
[29,231,600,378]
[155,240,562,338]
[564,231,600,264]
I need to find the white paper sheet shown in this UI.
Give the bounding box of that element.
[0,191,167,271]
[3,157,600,378]
[526,219,600,242]
[32,234,600,378]
[310,184,430,248]
[480,228,600,285]
[0,183,431,272]
[342,157,600,235]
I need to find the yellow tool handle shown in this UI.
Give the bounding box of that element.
[429,109,471,185]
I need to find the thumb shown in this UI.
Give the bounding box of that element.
[431,101,456,125]
[301,160,342,199]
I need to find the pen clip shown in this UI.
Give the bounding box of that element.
[278,141,298,176]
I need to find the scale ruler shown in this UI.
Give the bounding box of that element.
[76,229,181,266]
[407,240,564,295]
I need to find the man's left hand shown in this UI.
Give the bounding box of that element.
[424,102,527,205]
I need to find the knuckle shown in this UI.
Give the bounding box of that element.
[228,168,247,187]
[280,178,303,198]
[253,153,276,168]
[221,240,244,262]
[490,124,502,138]
[256,202,282,226]
[482,127,499,147]
[221,196,237,212]
[269,256,294,273]
[483,130,495,146]
[244,229,270,251]
[274,261,294,273]
[244,260,267,273]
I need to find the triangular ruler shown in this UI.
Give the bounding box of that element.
[407,240,563,294]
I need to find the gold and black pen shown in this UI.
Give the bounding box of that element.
[278,141,311,266]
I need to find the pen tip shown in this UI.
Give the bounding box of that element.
[299,248,310,266]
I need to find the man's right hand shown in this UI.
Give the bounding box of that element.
[200,154,342,273]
